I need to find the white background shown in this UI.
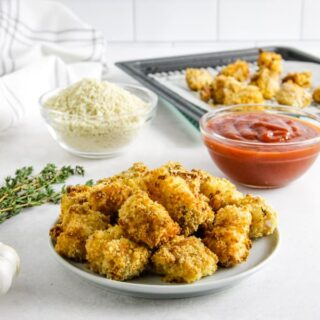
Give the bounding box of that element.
[49,0,320,53]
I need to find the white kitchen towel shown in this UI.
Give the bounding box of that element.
[0,0,107,133]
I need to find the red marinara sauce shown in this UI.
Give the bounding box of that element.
[202,112,320,188]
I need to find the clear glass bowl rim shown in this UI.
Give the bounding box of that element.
[200,104,320,148]
[39,82,158,121]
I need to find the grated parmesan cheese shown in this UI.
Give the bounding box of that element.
[43,79,150,155]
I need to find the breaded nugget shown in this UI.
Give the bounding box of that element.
[145,166,214,236]
[52,203,109,261]
[199,83,213,102]
[161,161,202,195]
[250,68,280,99]
[219,60,250,82]
[212,75,244,104]
[119,192,180,248]
[60,185,91,220]
[194,170,243,211]
[89,162,149,220]
[185,68,213,91]
[275,82,311,108]
[152,235,218,283]
[84,225,125,270]
[88,181,132,218]
[237,194,277,238]
[258,51,282,74]
[282,72,312,88]
[313,86,320,103]
[98,162,149,191]
[223,85,265,105]
[86,229,150,281]
[203,205,252,267]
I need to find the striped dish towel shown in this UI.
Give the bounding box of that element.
[0,0,107,133]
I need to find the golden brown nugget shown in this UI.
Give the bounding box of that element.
[313,86,320,103]
[89,162,149,218]
[199,83,213,102]
[161,161,202,195]
[275,82,311,108]
[60,185,91,220]
[145,166,214,236]
[86,229,150,281]
[194,170,243,211]
[52,203,109,261]
[88,181,132,217]
[119,192,180,248]
[203,205,252,267]
[250,68,280,99]
[185,68,213,91]
[258,51,282,74]
[282,72,312,88]
[98,162,149,191]
[219,60,250,82]
[237,194,277,239]
[212,75,243,104]
[223,85,265,105]
[152,236,218,283]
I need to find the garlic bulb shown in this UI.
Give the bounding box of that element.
[0,243,20,294]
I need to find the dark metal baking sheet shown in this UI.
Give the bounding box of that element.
[116,46,320,123]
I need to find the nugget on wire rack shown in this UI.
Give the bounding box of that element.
[185,68,213,91]
[219,59,250,82]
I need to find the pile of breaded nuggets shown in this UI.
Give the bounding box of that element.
[50,162,277,283]
[186,50,320,108]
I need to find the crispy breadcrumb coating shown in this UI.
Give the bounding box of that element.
[89,162,149,220]
[258,51,282,74]
[145,165,214,236]
[86,229,150,281]
[212,75,243,104]
[313,86,320,103]
[237,194,277,238]
[185,68,213,91]
[52,203,109,261]
[152,236,218,283]
[161,162,202,195]
[250,68,280,99]
[219,60,250,82]
[60,185,91,220]
[199,83,213,102]
[275,82,311,108]
[119,192,180,248]
[203,205,252,267]
[194,170,243,211]
[84,225,125,269]
[88,181,132,217]
[98,162,149,191]
[223,85,265,105]
[282,72,312,88]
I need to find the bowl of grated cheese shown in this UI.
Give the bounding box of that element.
[39,79,158,158]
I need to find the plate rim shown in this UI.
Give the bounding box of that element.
[49,225,280,295]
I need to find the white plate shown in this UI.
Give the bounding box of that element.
[49,229,279,299]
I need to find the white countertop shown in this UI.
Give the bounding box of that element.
[1,45,320,320]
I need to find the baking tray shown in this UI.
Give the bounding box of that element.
[116,46,320,127]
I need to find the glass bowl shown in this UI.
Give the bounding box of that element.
[200,105,320,188]
[39,83,158,158]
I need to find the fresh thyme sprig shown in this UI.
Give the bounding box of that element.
[0,164,86,224]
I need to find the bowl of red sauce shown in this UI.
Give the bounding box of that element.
[200,105,320,188]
